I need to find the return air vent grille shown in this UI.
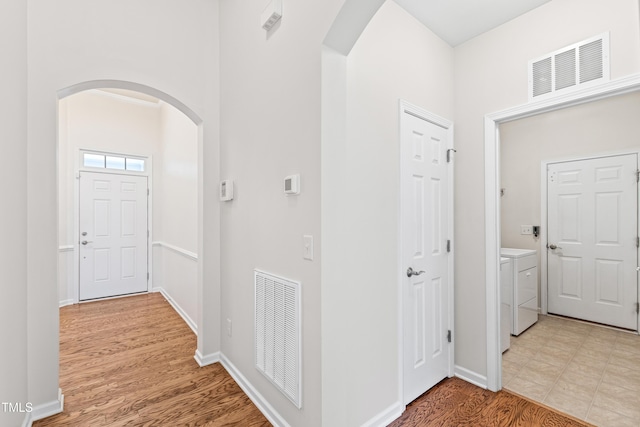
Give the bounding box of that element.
[529,33,609,101]
[554,49,576,90]
[255,269,301,408]
[532,57,552,96]
[580,39,604,83]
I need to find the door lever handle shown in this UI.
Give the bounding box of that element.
[406,267,426,278]
[81,240,93,245]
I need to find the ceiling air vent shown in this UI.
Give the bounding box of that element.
[528,33,609,101]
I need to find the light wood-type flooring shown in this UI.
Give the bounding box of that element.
[34,293,270,426]
[36,292,594,426]
[390,377,591,427]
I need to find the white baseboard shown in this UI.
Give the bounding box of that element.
[59,299,74,308]
[220,354,289,427]
[26,388,64,426]
[153,287,197,335]
[454,365,488,389]
[194,350,220,367]
[361,401,404,427]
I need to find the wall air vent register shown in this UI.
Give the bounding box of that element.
[254,269,301,408]
[529,33,609,101]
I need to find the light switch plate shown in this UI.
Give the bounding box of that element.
[303,235,313,260]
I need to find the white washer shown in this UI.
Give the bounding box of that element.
[501,248,538,336]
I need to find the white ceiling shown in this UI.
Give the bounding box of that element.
[394,0,552,46]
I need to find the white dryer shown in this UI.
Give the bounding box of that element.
[499,257,512,353]
[501,248,538,336]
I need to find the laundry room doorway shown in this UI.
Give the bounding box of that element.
[493,89,640,423]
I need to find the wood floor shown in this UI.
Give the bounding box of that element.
[34,293,270,426]
[36,292,593,426]
[390,377,593,427]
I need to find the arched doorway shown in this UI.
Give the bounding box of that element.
[55,79,208,411]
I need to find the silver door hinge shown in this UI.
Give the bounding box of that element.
[147,189,150,196]
[447,330,452,343]
[636,169,640,182]
[636,236,639,248]
[446,149,457,163]
[147,272,150,281]
[636,302,639,314]
[447,240,451,253]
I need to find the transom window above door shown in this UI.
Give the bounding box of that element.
[81,151,146,172]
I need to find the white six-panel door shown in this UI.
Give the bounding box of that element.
[401,104,452,405]
[547,154,638,330]
[79,171,149,301]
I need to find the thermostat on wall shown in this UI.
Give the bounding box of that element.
[220,179,234,201]
[284,175,299,195]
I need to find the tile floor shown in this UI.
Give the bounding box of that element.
[502,315,640,427]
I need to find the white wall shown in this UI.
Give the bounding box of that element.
[157,104,198,254]
[453,0,640,379]
[153,102,199,328]
[0,0,28,426]
[322,1,454,424]
[500,91,640,303]
[57,99,74,307]
[27,0,220,410]
[218,0,348,424]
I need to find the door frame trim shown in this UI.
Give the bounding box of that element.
[540,151,640,324]
[398,99,455,405]
[75,161,152,303]
[485,73,640,392]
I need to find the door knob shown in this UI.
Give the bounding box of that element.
[81,240,93,245]
[548,243,562,250]
[406,267,426,277]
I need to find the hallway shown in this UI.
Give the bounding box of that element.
[34,292,599,426]
[34,293,269,426]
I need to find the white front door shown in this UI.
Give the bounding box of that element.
[79,171,149,301]
[401,103,452,405]
[547,154,638,330]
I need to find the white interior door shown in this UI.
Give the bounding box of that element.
[401,104,452,405]
[79,171,149,301]
[547,154,638,330]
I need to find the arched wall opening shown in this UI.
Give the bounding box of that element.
[25,1,221,417]
[57,82,201,337]
[58,81,203,126]
[51,78,210,411]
